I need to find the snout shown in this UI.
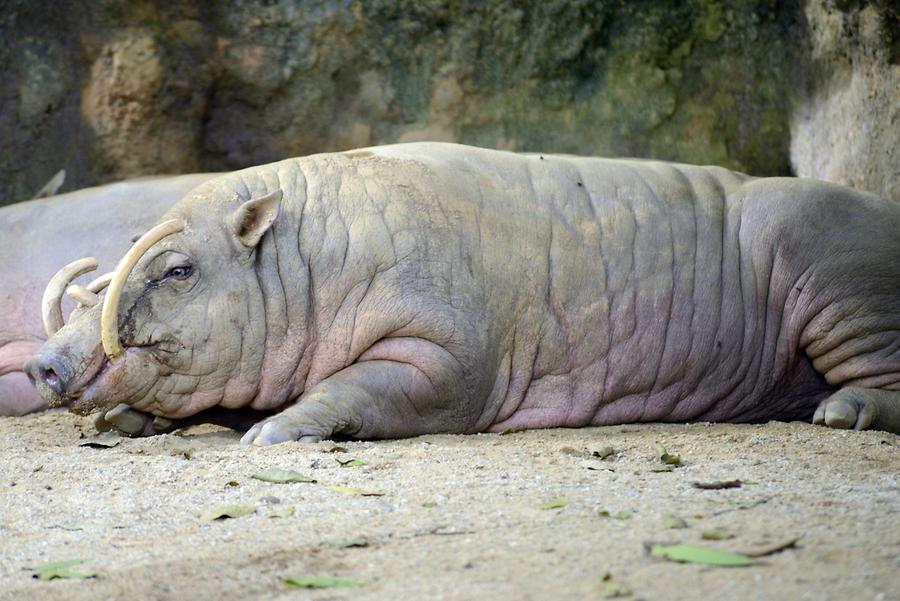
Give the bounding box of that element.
[24,351,74,405]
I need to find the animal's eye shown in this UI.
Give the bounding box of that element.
[163,264,193,280]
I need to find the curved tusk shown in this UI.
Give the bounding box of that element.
[41,257,98,336]
[101,219,185,360]
[86,272,114,294]
[66,284,100,307]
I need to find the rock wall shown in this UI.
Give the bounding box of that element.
[1,1,896,205]
[790,0,900,200]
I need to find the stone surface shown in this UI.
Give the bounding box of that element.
[791,1,900,200]
[0,1,896,206]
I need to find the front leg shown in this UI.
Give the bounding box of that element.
[241,353,471,446]
[813,387,900,434]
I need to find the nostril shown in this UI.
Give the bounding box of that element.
[24,354,69,395]
[43,367,59,390]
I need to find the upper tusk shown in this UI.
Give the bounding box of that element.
[66,284,100,307]
[101,219,185,360]
[41,257,98,336]
[86,272,114,294]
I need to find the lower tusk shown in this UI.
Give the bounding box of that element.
[66,285,100,307]
[41,257,99,336]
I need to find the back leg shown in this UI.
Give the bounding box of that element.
[738,178,900,435]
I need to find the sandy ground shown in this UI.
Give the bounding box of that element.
[0,411,898,601]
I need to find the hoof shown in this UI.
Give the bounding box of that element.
[812,389,876,430]
[240,417,324,446]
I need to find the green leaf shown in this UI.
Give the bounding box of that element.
[662,514,688,529]
[593,446,616,459]
[330,486,385,497]
[602,581,632,598]
[654,443,682,466]
[31,559,88,571]
[251,468,317,483]
[536,497,567,510]
[29,559,96,580]
[337,539,369,548]
[284,576,363,589]
[79,432,122,448]
[268,506,295,518]
[336,458,366,468]
[422,500,438,508]
[598,510,631,520]
[498,428,524,435]
[692,479,742,490]
[701,530,734,540]
[48,522,86,531]
[583,572,631,598]
[742,538,799,557]
[199,504,256,521]
[651,543,753,566]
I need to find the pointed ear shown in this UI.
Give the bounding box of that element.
[229,189,282,248]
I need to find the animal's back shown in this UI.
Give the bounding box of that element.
[333,144,900,430]
[271,144,833,429]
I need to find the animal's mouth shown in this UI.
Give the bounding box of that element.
[64,346,108,399]
[67,343,160,415]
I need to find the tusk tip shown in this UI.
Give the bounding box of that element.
[66,284,100,307]
[41,256,101,336]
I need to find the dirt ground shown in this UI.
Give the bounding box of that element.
[1,411,897,601]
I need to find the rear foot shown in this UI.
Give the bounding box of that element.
[813,387,900,433]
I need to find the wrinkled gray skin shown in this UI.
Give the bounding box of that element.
[0,173,216,416]
[28,143,900,443]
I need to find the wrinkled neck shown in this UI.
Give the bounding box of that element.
[243,163,316,410]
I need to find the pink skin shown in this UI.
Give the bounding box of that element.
[1,341,45,415]
[0,278,47,416]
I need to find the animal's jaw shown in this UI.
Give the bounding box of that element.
[69,346,161,415]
